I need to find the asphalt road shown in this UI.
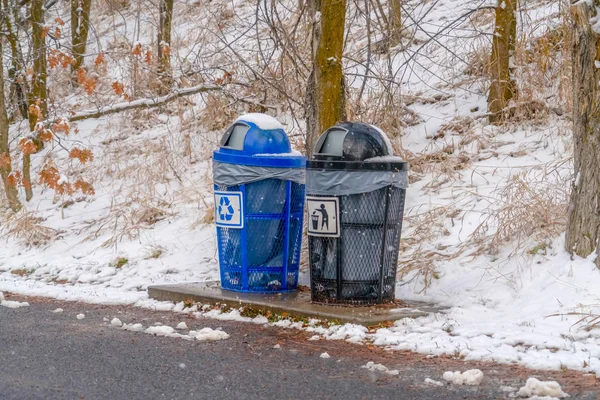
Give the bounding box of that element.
[0,294,597,400]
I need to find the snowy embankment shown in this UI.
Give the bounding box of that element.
[1,0,600,378]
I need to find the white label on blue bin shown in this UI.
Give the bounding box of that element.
[307,196,340,238]
[215,191,244,229]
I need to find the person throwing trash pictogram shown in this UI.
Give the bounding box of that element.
[314,204,329,230]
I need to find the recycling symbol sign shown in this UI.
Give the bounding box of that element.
[218,196,235,221]
[214,191,243,228]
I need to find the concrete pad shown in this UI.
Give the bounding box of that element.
[148,281,446,326]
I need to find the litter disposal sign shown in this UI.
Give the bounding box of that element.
[307,196,340,237]
[214,191,244,229]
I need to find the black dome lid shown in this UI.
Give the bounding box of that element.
[313,122,391,161]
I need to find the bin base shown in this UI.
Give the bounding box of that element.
[148,281,446,327]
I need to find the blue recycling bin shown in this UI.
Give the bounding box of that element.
[213,114,306,293]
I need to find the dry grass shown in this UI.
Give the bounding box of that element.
[2,212,60,247]
[84,197,173,248]
[347,90,423,139]
[469,165,570,255]
[397,156,571,292]
[397,204,461,292]
[199,94,239,132]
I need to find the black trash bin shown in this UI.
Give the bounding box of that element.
[306,122,409,305]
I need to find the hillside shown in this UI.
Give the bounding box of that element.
[2,0,599,375]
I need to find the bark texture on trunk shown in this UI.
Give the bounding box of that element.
[305,0,346,157]
[389,0,402,47]
[157,0,174,92]
[25,0,47,201]
[71,0,92,74]
[487,0,517,124]
[566,3,600,268]
[30,0,47,123]
[3,0,28,120]
[0,40,22,211]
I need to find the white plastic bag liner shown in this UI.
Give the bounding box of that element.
[213,161,306,186]
[306,169,408,196]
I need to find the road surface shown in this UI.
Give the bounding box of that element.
[0,294,597,399]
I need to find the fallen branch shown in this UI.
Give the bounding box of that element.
[68,83,221,122]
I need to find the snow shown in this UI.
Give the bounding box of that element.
[175,322,188,330]
[364,155,405,163]
[188,327,229,341]
[1,300,30,309]
[424,378,444,387]
[516,378,569,398]
[253,151,303,157]
[320,352,331,359]
[0,0,597,381]
[145,326,178,336]
[110,317,123,327]
[273,344,281,349]
[51,308,63,313]
[76,314,85,320]
[122,323,144,332]
[442,370,484,386]
[362,361,399,376]
[369,124,395,155]
[235,113,284,131]
[56,175,68,185]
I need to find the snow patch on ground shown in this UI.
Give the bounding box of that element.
[362,361,399,376]
[516,378,569,398]
[76,313,85,320]
[145,326,179,337]
[319,352,331,359]
[122,323,144,332]
[143,324,228,342]
[188,327,229,342]
[442,369,484,386]
[0,300,30,309]
[110,318,123,327]
[175,322,188,330]
[424,378,444,387]
[51,308,63,313]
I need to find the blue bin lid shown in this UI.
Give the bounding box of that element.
[214,113,306,168]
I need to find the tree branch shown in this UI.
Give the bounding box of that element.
[67,83,221,122]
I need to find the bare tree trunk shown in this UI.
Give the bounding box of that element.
[71,0,92,75]
[305,0,346,157]
[3,0,28,120]
[305,0,321,156]
[566,3,600,268]
[24,0,47,201]
[157,0,174,93]
[0,40,22,211]
[389,0,402,47]
[487,0,517,124]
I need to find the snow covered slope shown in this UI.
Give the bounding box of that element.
[2,0,600,376]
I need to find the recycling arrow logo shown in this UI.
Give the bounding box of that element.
[218,196,235,221]
[214,191,243,229]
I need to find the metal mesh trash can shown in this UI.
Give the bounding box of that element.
[213,113,306,293]
[306,122,409,305]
